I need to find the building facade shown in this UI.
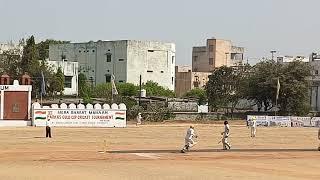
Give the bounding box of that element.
[175,66,211,97]
[309,53,320,111]
[277,55,309,63]
[47,60,78,96]
[192,38,244,72]
[0,43,23,54]
[49,40,175,90]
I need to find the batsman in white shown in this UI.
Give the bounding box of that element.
[181,125,198,153]
[250,116,257,138]
[221,121,231,150]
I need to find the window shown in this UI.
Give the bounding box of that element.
[161,71,164,73]
[61,54,66,60]
[316,70,319,75]
[79,50,81,53]
[209,58,213,65]
[193,81,199,88]
[92,50,95,53]
[64,76,73,88]
[106,54,112,62]
[209,45,214,52]
[231,53,243,60]
[193,56,198,62]
[147,70,153,73]
[105,74,111,83]
[172,77,174,84]
[148,50,154,52]
[107,70,110,72]
[172,56,175,64]
[119,59,124,61]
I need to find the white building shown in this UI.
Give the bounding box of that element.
[49,40,176,90]
[0,43,23,55]
[277,55,309,63]
[47,60,78,96]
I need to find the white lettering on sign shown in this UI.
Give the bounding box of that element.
[33,108,126,127]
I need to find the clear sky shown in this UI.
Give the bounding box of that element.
[1,0,319,65]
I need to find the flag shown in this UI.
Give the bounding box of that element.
[41,71,46,96]
[111,74,118,95]
[276,78,280,100]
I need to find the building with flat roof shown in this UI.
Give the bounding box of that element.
[175,65,210,97]
[49,40,175,90]
[46,60,78,96]
[192,38,244,72]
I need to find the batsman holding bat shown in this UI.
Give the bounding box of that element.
[221,121,231,150]
[181,125,198,153]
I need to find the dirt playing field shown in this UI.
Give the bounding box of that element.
[0,121,319,180]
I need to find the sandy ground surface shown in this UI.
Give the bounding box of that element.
[0,121,319,180]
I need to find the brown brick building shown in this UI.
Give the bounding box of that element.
[192,38,244,72]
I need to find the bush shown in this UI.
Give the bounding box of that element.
[143,104,175,122]
[127,105,144,120]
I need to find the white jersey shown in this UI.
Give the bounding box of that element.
[252,120,257,128]
[185,128,195,140]
[224,124,230,137]
[46,120,52,127]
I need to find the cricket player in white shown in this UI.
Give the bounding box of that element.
[136,113,142,126]
[250,117,257,138]
[221,121,231,150]
[181,125,197,153]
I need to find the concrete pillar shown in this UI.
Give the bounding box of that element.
[0,90,4,120]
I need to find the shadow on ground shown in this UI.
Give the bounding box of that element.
[108,148,318,154]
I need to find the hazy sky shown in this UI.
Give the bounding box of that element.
[1,0,320,65]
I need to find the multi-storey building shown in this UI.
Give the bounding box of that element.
[192,38,244,72]
[49,40,175,90]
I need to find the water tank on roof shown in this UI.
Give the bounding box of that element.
[140,89,146,98]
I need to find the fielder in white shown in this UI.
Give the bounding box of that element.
[250,117,257,138]
[181,125,198,153]
[221,121,231,150]
[136,113,142,126]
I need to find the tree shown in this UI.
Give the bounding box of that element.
[55,67,65,96]
[117,83,138,97]
[21,36,40,75]
[246,60,280,111]
[0,48,22,79]
[247,60,311,115]
[142,81,175,97]
[206,66,247,114]
[183,88,207,105]
[78,73,92,103]
[277,61,311,115]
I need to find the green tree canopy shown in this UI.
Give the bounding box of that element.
[206,66,248,113]
[183,88,207,105]
[247,60,311,115]
[142,81,175,97]
[55,67,65,96]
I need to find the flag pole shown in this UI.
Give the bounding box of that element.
[40,92,42,107]
[111,74,114,103]
[275,77,280,116]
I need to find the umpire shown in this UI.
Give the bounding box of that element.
[45,118,52,138]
